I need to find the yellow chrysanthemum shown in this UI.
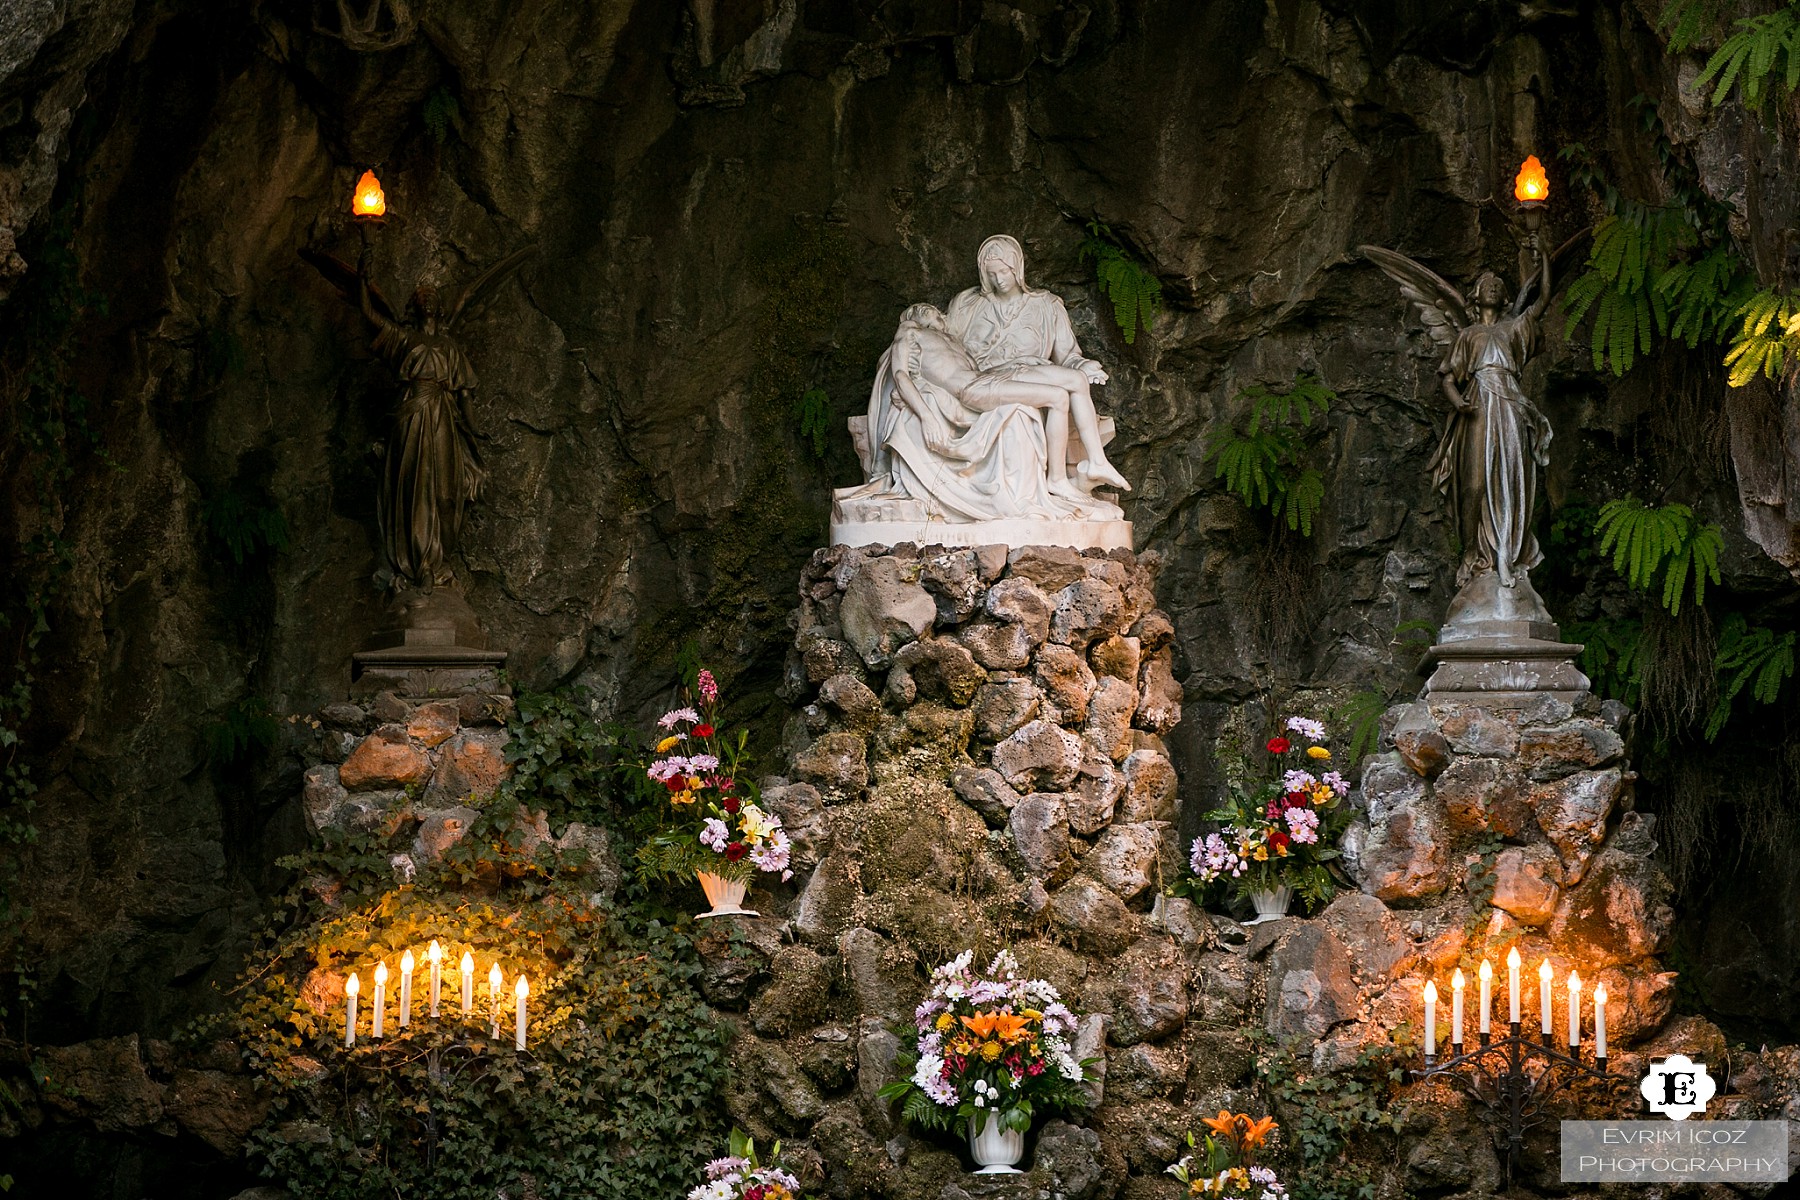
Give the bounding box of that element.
[980,1041,1003,1061]
[1306,745,1331,760]
[936,1013,955,1032]
[656,735,681,752]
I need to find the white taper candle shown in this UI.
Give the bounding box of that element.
[1478,960,1492,1034]
[428,941,442,1017]
[1538,958,1552,1035]
[344,972,359,1048]
[1594,982,1607,1058]
[399,949,414,1029]
[1507,947,1521,1026]
[515,975,529,1051]
[461,951,474,1017]
[373,961,388,1039]
[1451,969,1465,1046]
[1423,981,1437,1056]
[1568,970,1581,1048]
[488,963,503,1040]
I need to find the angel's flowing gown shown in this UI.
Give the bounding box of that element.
[373,323,484,589]
[1432,316,1551,587]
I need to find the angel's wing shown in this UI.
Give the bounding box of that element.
[300,246,400,325]
[1357,245,1470,349]
[1511,227,1594,317]
[445,247,535,330]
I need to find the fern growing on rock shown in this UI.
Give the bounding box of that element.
[1707,614,1797,739]
[1078,220,1162,344]
[1206,374,1335,536]
[1594,496,1723,617]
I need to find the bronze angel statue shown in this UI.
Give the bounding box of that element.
[1359,230,1585,606]
[304,241,532,594]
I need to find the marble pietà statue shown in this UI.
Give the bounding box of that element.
[832,234,1133,550]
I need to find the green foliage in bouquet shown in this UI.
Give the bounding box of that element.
[878,950,1094,1137]
[1169,717,1353,914]
[627,669,794,890]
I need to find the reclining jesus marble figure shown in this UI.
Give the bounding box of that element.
[831,234,1134,550]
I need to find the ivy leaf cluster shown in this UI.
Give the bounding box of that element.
[1077,219,1162,345]
[1206,374,1336,536]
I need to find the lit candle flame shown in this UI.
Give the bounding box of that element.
[1506,947,1521,969]
[1479,960,1492,981]
[516,975,529,999]
[1593,982,1607,1003]
[346,972,359,996]
[1424,980,1438,1002]
[429,940,441,963]
[1452,968,1464,990]
[1570,969,1581,990]
[352,169,387,218]
[489,962,503,989]
[1514,155,1549,203]
[1539,958,1551,981]
[462,951,474,973]
[401,949,414,973]
[374,961,388,984]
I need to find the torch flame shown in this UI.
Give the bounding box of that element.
[353,169,387,217]
[1514,155,1549,203]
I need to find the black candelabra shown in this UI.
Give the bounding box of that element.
[1414,1022,1628,1159]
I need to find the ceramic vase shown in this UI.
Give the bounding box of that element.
[695,870,758,919]
[1246,885,1291,925]
[968,1112,1025,1174]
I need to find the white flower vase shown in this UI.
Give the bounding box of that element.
[695,870,758,919]
[1245,885,1292,925]
[968,1111,1025,1174]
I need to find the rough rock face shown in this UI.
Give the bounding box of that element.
[1348,697,1676,1036]
[6,0,1800,1191]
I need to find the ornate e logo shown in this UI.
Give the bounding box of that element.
[1640,1054,1716,1120]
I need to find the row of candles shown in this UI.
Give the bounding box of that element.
[1421,948,1606,1059]
[343,940,530,1051]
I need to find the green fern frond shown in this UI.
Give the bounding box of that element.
[1725,288,1800,386]
[1079,220,1163,345]
[1706,613,1797,739]
[1696,7,1800,108]
[1593,496,1723,616]
[1205,374,1337,536]
[1659,0,1727,53]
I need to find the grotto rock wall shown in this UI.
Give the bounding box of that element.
[6,0,1800,1172]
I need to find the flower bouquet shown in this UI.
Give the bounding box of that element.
[688,1129,802,1200]
[1168,1111,1286,1199]
[634,669,793,917]
[1170,716,1352,921]
[879,950,1092,1174]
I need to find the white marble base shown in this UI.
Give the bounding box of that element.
[830,516,1133,551]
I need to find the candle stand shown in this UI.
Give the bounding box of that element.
[1415,1022,1628,1160]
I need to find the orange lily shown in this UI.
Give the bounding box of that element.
[1201,1109,1239,1139]
[1239,1115,1278,1148]
[961,1011,1002,1040]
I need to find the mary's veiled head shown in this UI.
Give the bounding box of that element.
[977,234,1027,296]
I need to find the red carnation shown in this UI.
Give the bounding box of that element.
[694,723,715,738]
[723,795,741,814]
[724,841,749,862]
[1283,791,1309,808]
[1267,736,1291,754]
[663,777,685,792]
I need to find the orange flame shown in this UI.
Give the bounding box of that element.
[1514,155,1548,203]
[352,169,386,217]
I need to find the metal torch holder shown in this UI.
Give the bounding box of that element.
[1414,1021,1629,1161]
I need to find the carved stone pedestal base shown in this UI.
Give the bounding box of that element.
[1421,569,1588,707]
[351,587,507,698]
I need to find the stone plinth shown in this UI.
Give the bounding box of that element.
[1420,570,1588,706]
[828,511,1132,552]
[351,588,507,697]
